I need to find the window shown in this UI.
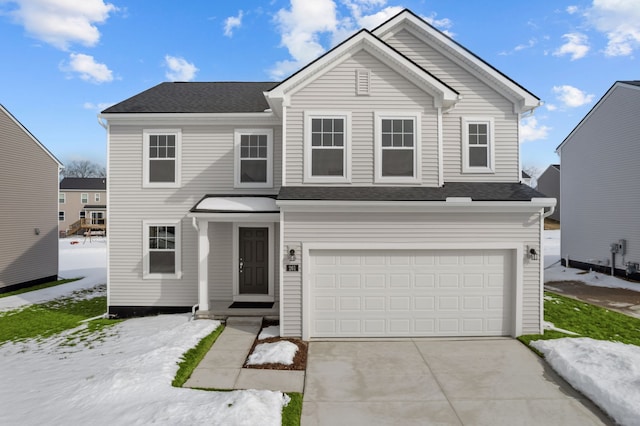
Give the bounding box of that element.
[462,118,494,173]
[95,193,100,202]
[143,221,181,279]
[59,211,64,221]
[304,112,351,183]
[81,193,88,204]
[59,193,65,204]
[143,130,181,188]
[234,129,273,188]
[375,113,421,183]
[90,211,105,225]
[79,211,86,220]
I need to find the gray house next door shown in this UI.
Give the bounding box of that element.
[239,227,269,294]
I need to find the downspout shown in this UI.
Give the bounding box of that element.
[437,106,443,187]
[191,217,200,319]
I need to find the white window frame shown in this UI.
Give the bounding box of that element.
[59,193,65,204]
[462,117,495,174]
[304,111,352,183]
[81,193,88,204]
[142,129,182,188]
[142,219,182,280]
[95,193,100,202]
[79,211,86,220]
[234,129,273,188]
[58,211,64,221]
[374,112,422,184]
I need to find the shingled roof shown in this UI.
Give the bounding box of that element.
[102,82,279,114]
[277,183,547,202]
[60,177,106,190]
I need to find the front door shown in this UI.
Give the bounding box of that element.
[239,227,269,295]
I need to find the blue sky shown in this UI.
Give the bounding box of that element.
[1,0,638,177]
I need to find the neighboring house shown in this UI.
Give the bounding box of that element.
[101,9,555,339]
[59,177,107,236]
[557,81,640,280]
[521,170,532,187]
[535,164,560,222]
[0,104,62,293]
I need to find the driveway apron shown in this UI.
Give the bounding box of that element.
[301,339,612,426]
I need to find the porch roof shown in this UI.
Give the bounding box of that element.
[190,195,279,213]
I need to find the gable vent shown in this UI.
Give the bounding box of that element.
[356,69,370,95]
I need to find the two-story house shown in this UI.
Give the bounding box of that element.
[59,177,107,236]
[1,104,61,292]
[101,9,554,339]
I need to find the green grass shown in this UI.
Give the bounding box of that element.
[0,289,116,344]
[282,392,303,426]
[0,278,80,298]
[172,324,225,387]
[519,292,640,348]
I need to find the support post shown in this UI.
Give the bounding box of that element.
[198,220,209,312]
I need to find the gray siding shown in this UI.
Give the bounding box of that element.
[0,108,59,289]
[281,211,541,337]
[108,123,281,307]
[285,50,439,186]
[384,29,520,182]
[559,84,640,271]
[535,166,560,221]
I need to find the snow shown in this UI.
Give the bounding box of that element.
[0,237,289,425]
[532,338,640,426]
[258,325,280,340]
[544,229,640,292]
[247,341,298,366]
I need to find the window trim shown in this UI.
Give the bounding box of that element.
[462,117,495,174]
[142,219,182,280]
[58,211,64,221]
[59,193,65,204]
[81,193,88,204]
[233,129,274,188]
[304,111,352,183]
[95,193,100,202]
[142,129,182,188]
[374,112,422,184]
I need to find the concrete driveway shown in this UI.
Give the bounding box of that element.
[301,339,612,425]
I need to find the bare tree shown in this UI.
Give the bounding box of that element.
[61,160,106,178]
[522,164,541,187]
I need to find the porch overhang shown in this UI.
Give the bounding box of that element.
[188,194,280,221]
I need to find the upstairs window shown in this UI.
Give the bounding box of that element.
[234,129,273,188]
[95,193,100,202]
[462,118,494,173]
[59,193,65,204]
[143,220,181,279]
[143,130,181,188]
[58,211,64,221]
[375,113,421,183]
[304,112,351,183]
[81,193,88,204]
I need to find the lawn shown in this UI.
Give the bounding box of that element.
[519,291,640,347]
[0,278,79,298]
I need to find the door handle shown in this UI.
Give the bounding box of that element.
[239,258,244,273]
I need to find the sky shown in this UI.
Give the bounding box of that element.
[1,0,638,176]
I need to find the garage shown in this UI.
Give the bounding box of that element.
[307,249,514,338]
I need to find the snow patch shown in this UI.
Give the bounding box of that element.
[247,341,298,366]
[258,325,280,340]
[532,338,640,426]
[543,320,579,336]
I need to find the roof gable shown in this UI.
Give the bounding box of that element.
[265,29,460,115]
[0,104,62,167]
[372,9,540,113]
[556,81,640,152]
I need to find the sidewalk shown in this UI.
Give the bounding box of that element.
[184,317,305,393]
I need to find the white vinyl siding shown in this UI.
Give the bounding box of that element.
[281,211,541,338]
[108,124,282,308]
[559,84,640,272]
[286,50,439,186]
[383,29,520,182]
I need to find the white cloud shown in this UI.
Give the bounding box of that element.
[566,5,579,14]
[6,0,116,50]
[83,101,113,111]
[421,12,455,37]
[586,0,640,56]
[520,116,550,142]
[545,103,558,111]
[224,10,243,37]
[553,33,590,60]
[61,53,113,83]
[164,55,198,82]
[552,85,595,108]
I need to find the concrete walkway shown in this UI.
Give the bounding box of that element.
[184,317,305,393]
[301,339,612,426]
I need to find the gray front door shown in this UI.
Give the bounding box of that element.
[239,227,269,294]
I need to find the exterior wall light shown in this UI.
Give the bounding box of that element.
[528,247,538,261]
[288,248,296,262]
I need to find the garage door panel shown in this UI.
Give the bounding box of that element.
[309,249,513,338]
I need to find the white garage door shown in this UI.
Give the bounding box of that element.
[308,249,513,338]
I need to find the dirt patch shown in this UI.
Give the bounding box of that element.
[546,280,640,318]
[243,320,308,371]
[544,218,560,230]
